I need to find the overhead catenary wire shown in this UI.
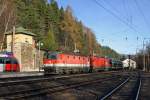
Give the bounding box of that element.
[125,0,134,26]
[93,0,143,53]
[102,0,131,26]
[103,0,138,32]
[102,0,124,17]
[134,0,150,32]
[123,0,129,23]
[93,0,141,35]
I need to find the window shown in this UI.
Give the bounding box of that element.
[5,58,11,64]
[25,38,29,43]
[11,58,19,64]
[44,52,57,59]
[109,60,112,64]
[44,52,48,59]
[0,57,4,64]
[48,54,57,59]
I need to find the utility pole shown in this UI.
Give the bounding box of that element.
[87,29,93,72]
[37,41,43,72]
[148,54,150,71]
[74,43,79,53]
[65,35,67,50]
[10,26,15,72]
[143,40,145,71]
[146,40,150,72]
[148,50,150,71]
[148,40,150,71]
[11,26,15,54]
[89,33,92,55]
[135,37,139,69]
[143,38,150,71]
[38,41,41,72]
[146,41,149,71]
[128,55,131,70]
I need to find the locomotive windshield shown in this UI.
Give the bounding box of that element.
[5,58,11,64]
[44,52,57,59]
[0,57,18,64]
[48,54,57,59]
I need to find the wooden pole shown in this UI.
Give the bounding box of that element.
[11,26,15,54]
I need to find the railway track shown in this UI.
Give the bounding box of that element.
[0,71,123,87]
[0,71,127,100]
[99,72,141,100]
[1,77,118,99]
[138,71,150,100]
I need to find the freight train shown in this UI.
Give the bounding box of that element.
[0,52,20,72]
[43,52,123,74]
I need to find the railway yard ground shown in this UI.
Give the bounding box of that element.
[0,70,149,100]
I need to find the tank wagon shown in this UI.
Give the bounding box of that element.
[43,52,119,74]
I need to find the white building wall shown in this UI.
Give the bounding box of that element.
[122,59,136,69]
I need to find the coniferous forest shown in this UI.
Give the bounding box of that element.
[0,0,120,58]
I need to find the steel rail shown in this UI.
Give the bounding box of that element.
[135,78,141,100]
[0,73,95,86]
[1,76,123,99]
[100,77,130,100]
[0,71,121,87]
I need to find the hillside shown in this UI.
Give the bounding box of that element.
[0,0,120,58]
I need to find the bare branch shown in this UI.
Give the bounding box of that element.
[0,0,7,17]
[0,0,16,51]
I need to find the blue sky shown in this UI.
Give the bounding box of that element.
[56,0,150,54]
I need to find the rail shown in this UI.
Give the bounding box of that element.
[135,76,141,100]
[100,72,141,100]
[0,76,122,99]
[100,77,130,100]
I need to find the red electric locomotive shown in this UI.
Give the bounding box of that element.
[0,52,20,72]
[90,56,112,72]
[43,52,90,74]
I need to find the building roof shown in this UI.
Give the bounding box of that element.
[122,59,136,63]
[5,27,36,36]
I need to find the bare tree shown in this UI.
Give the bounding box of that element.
[0,0,16,51]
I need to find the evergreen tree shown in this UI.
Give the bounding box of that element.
[42,30,58,50]
[10,0,121,57]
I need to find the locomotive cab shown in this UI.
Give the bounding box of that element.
[0,57,5,72]
[43,52,58,74]
[0,56,20,72]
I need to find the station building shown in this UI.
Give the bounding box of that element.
[122,59,136,69]
[5,27,42,72]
